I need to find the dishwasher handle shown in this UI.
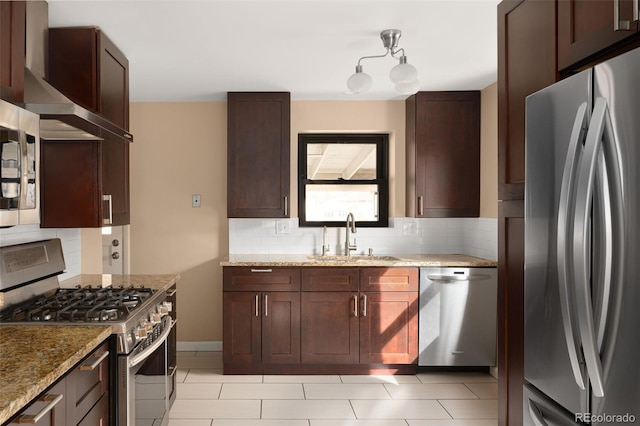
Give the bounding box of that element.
[426,274,492,283]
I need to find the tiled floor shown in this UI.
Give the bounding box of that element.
[170,351,498,426]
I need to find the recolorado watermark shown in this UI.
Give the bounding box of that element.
[575,413,636,423]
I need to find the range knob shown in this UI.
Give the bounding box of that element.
[135,325,148,339]
[150,311,162,324]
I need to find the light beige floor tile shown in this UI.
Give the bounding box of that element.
[263,374,342,383]
[177,383,222,399]
[439,400,498,419]
[407,420,497,426]
[220,383,304,399]
[184,369,263,383]
[170,399,260,419]
[304,383,391,400]
[177,368,189,383]
[168,419,212,426]
[311,420,409,426]
[384,383,478,400]
[177,351,197,357]
[340,375,421,384]
[465,383,498,400]
[262,399,356,419]
[178,355,223,369]
[417,373,497,384]
[351,400,451,420]
[212,421,309,426]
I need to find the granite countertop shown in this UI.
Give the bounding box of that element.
[221,253,497,267]
[60,273,181,292]
[0,325,112,425]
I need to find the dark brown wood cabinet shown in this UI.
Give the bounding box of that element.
[558,0,640,71]
[223,267,301,373]
[227,92,290,218]
[48,27,130,130]
[40,137,130,227]
[0,1,25,104]
[406,91,480,218]
[8,341,110,426]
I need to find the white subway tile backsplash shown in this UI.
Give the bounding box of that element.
[229,217,498,261]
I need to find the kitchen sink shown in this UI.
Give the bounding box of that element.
[307,255,401,262]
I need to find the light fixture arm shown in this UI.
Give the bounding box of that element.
[356,48,390,67]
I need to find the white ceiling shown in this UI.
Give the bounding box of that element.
[47,0,500,102]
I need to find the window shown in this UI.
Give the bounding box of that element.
[298,133,389,227]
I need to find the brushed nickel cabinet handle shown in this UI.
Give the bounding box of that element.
[418,196,424,216]
[362,294,367,317]
[79,350,109,371]
[15,393,64,424]
[353,294,358,317]
[264,294,268,317]
[250,268,273,273]
[284,196,288,216]
[255,294,260,317]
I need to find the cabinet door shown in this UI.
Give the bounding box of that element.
[359,291,418,365]
[498,200,525,426]
[301,292,359,364]
[77,392,109,426]
[223,292,262,366]
[498,0,557,201]
[99,31,129,130]
[262,292,301,364]
[102,137,130,226]
[406,91,480,217]
[558,0,638,71]
[40,140,102,228]
[227,92,290,218]
[0,1,25,104]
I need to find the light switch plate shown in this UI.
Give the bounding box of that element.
[276,220,290,234]
[192,194,201,208]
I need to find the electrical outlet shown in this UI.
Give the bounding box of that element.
[402,221,418,236]
[192,194,201,208]
[276,220,290,234]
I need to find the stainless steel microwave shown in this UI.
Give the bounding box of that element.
[0,99,40,228]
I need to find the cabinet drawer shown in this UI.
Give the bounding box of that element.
[66,342,110,425]
[77,391,109,426]
[302,267,359,292]
[360,268,418,292]
[224,267,301,291]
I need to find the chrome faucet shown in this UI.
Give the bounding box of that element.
[345,212,357,256]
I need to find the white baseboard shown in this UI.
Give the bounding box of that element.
[177,341,222,352]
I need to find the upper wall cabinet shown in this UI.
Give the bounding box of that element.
[406,91,480,218]
[227,92,290,218]
[558,0,640,71]
[48,27,130,130]
[498,0,557,202]
[0,1,25,104]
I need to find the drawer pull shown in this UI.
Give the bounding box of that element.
[166,288,177,297]
[79,350,109,371]
[250,269,273,273]
[15,393,63,424]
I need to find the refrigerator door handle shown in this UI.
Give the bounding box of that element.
[557,102,588,390]
[573,97,625,398]
[527,399,550,426]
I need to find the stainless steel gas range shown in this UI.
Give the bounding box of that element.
[0,239,177,426]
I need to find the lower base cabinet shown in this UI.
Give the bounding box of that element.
[223,266,419,374]
[8,341,110,426]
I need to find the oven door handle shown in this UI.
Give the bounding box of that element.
[129,318,175,368]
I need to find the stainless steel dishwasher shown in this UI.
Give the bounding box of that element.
[418,267,497,366]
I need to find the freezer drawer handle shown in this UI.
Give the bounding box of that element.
[527,399,549,426]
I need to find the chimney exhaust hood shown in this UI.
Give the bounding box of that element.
[23,1,133,142]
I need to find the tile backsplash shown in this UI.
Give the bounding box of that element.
[229,217,498,261]
[0,224,81,281]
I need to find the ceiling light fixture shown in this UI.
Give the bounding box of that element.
[347,29,420,95]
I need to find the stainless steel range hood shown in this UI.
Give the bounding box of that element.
[23,1,133,142]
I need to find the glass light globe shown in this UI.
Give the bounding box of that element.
[395,79,420,95]
[347,66,373,93]
[390,61,418,84]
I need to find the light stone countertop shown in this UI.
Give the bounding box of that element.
[60,273,181,291]
[221,253,497,268]
[0,325,112,425]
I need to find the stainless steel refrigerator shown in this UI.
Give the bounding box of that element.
[524,46,640,425]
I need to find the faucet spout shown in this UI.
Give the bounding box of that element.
[345,213,357,256]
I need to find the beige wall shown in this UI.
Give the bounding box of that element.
[82,89,498,343]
